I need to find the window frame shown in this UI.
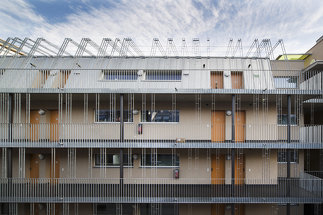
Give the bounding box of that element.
[277,150,299,163]
[140,110,180,123]
[140,153,180,167]
[143,70,182,81]
[274,76,298,89]
[277,114,298,126]
[101,69,138,81]
[94,153,134,168]
[94,109,133,123]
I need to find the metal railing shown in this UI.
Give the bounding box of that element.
[303,171,323,179]
[0,68,322,93]
[0,178,322,203]
[1,123,322,148]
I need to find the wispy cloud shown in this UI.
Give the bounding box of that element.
[1,0,323,54]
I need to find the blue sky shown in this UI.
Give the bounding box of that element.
[1,0,323,55]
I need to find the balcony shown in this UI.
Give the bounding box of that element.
[0,177,321,204]
[0,67,321,96]
[0,123,322,149]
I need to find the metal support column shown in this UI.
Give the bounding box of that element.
[120,94,124,186]
[287,95,291,215]
[231,94,236,215]
[3,93,13,214]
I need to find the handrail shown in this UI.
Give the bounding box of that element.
[0,178,322,203]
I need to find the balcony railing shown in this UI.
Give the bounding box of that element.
[0,178,322,203]
[0,68,322,94]
[1,123,322,148]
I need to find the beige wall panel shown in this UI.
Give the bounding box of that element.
[225,150,278,184]
[15,98,305,143]
[245,149,278,184]
[278,150,304,177]
[305,39,323,67]
[58,149,211,184]
[270,61,304,72]
[58,102,288,142]
[245,105,278,141]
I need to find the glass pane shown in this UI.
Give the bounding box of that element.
[95,154,133,166]
[274,77,297,89]
[104,70,137,81]
[142,110,179,122]
[145,70,182,81]
[141,154,179,166]
[277,114,297,125]
[96,110,133,122]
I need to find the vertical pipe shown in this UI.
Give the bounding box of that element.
[120,94,124,186]
[287,94,291,215]
[231,94,235,215]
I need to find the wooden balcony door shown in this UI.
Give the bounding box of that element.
[30,111,40,141]
[235,154,245,185]
[235,111,245,142]
[234,204,245,215]
[29,154,40,178]
[211,111,225,142]
[211,154,225,184]
[50,155,60,179]
[50,110,59,142]
[211,72,223,89]
[211,204,225,215]
[232,72,243,89]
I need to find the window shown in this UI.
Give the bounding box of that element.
[141,154,179,167]
[102,70,138,81]
[95,110,133,122]
[141,110,179,122]
[145,70,182,81]
[278,150,299,163]
[140,204,178,215]
[94,153,133,167]
[277,114,297,125]
[274,77,298,89]
[97,204,133,215]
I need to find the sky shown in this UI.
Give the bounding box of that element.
[1,0,323,56]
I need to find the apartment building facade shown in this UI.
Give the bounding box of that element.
[0,37,322,214]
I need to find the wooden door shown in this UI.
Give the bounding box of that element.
[235,111,245,142]
[50,156,60,179]
[211,72,223,89]
[211,204,225,215]
[29,154,39,178]
[30,203,39,215]
[211,111,225,142]
[60,70,71,88]
[235,154,245,185]
[232,72,243,89]
[50,110,59,141]
[50,204,60,215]
[234,204,245,215]
[30,111,40,141]
[211,154,225,184]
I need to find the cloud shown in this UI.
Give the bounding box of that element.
[1,0,323,55]
[0,0,45,37]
